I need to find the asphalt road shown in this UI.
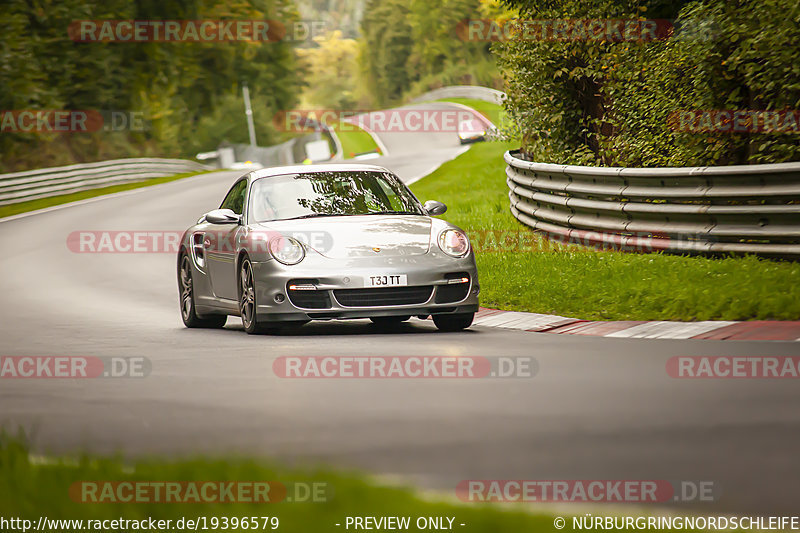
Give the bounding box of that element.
[1,103,799,515]
[338,102,470,183]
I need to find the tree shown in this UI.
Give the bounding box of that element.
[0,0,303,171]
[297,30,359,109]
[494,0,800,166]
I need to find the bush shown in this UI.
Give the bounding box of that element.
[358,0,504,107]
[0,0,302,172]
[494,0,800,166]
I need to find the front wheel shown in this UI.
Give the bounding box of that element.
[179,254,227,329]
[432,312,474,332]
[239,257,265,334]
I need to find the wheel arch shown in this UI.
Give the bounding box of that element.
[235,250,250,293]
[177,246,191,279]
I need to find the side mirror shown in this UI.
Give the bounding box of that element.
[205,208,241,224]
[423,200,447,216]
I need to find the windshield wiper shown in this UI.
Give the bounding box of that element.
[365,210,421,215]
[282,213,353,220]
[280,211,420,220]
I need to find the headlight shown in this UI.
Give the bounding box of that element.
[438,229,470,257]
[269,236,305,265]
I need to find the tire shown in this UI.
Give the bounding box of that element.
[370,316,410,326]
[179,254,227,329]
[239,257,266,334]
[432,312,474,332]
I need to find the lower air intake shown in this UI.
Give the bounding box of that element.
[333,286,433,307]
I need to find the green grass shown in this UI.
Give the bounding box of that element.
[433,98,507,129]
[411,141,800,321]
[0,436,563,533]
[0,171,211,219]
[332,123,379,158]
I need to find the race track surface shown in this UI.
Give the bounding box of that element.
[1,103,798,514]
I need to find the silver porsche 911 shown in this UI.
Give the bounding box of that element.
[177,164,479,334]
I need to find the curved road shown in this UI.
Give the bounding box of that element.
[1,103,799,515]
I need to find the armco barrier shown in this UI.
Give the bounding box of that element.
[505,150,800,257]
[0,158,211,206]
[411,85,505,105]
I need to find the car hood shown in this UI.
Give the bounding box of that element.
[254,215,433,258]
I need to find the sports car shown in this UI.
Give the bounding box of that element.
[457,118,486,144]
[177,164,479,334]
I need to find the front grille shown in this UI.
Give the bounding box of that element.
[287,279,331,309]
[333,286,433,307]
[287,290,331,309]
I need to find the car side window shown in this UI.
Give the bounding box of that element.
[219,180,247,215]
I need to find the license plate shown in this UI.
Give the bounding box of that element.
[365,274,408,287]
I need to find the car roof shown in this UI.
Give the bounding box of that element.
[249,163,392,180]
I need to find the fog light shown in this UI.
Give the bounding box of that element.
[274,293,285,303]
[288,283,316,290]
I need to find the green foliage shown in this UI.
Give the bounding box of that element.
[358,0,504,106]
[673,0,800,164]
[403,57,502,105]
[297,31,359,109]
[332,123,379,158]
[192,92,287,151]
[0,0,302,172]
[0,435,557,533]
[432,97,511,135]
[494,0,800,166]
[358,0,414,106]
[296,0,365,40]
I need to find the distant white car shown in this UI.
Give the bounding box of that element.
[354,152,381,160]
[230,160,263,170]
[457,119,486,144]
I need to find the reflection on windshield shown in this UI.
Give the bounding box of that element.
[249,171,424,222]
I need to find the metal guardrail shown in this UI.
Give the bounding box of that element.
[0,158,211,206]
[505,150,800,257]
[225,128,338,168]
[411,85,506,105]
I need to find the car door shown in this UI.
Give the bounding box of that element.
[207,178,248,300]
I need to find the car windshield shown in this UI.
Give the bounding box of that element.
[248,170,424,222]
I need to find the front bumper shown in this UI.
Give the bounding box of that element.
[251,252,479,322]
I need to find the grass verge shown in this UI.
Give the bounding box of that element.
[433,98,507,128]
[332,123,379,158]
[0,437,560,533]
[0,171,212,219]
[410,141,800,321]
